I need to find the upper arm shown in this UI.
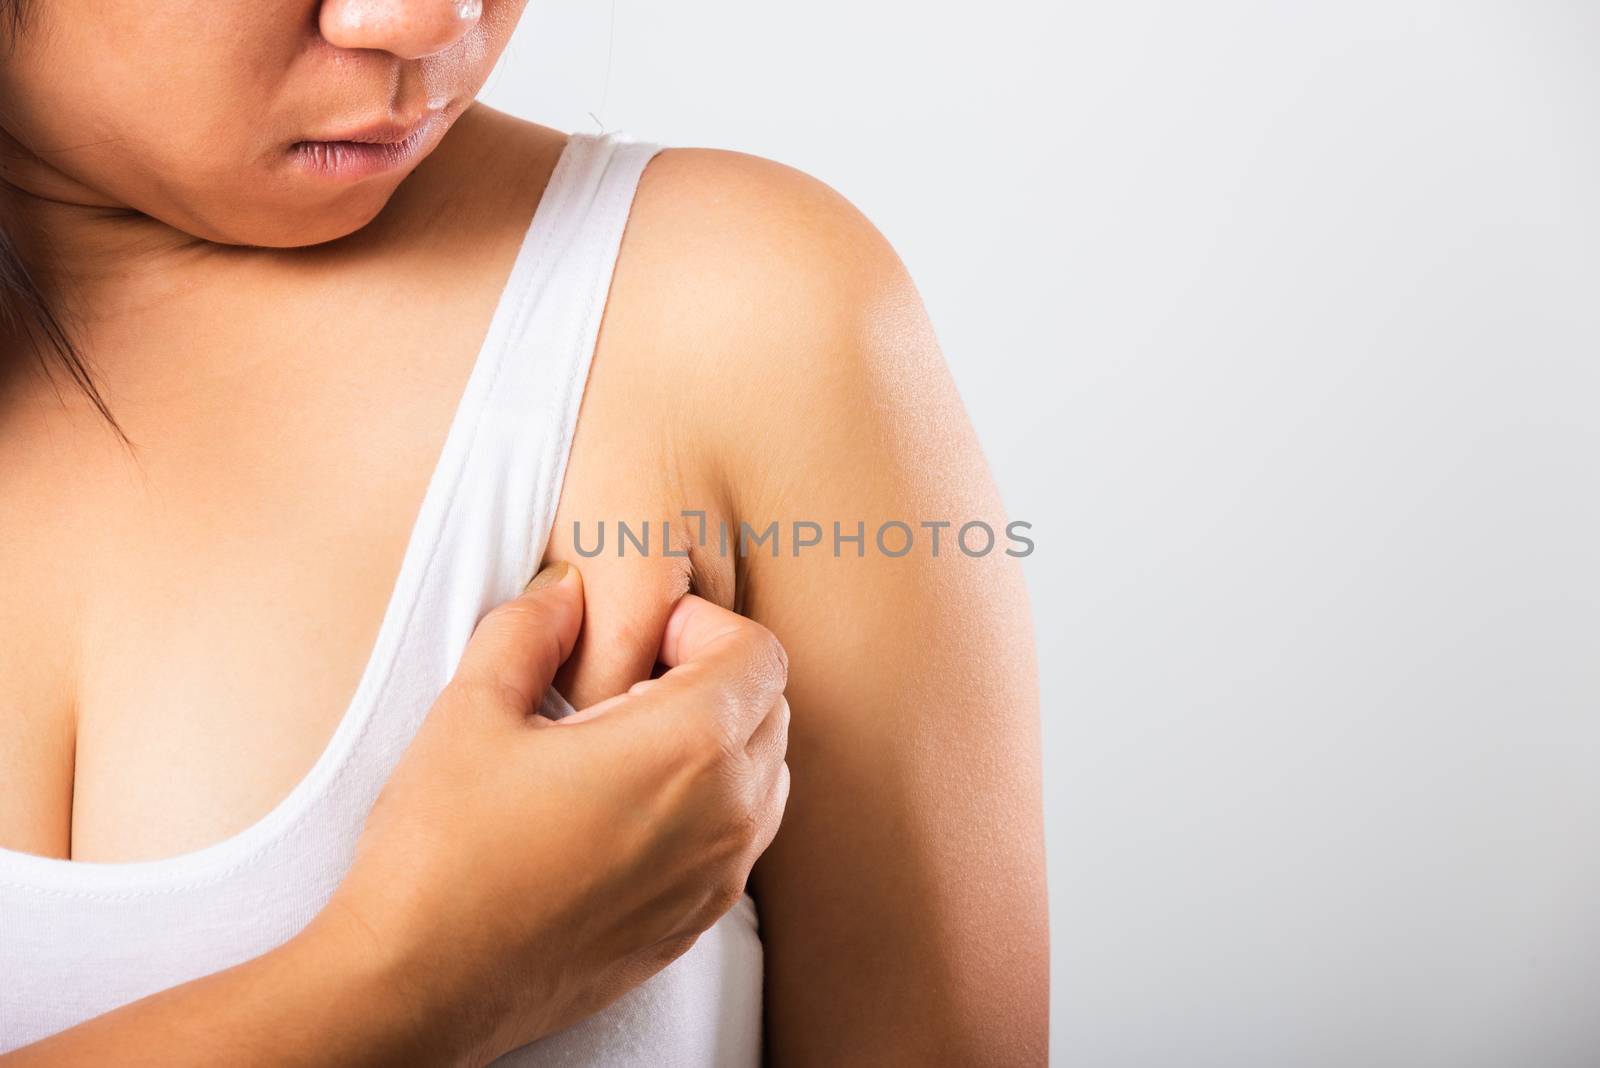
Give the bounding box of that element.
[631,148,1049,1065]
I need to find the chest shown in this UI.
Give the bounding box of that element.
[0,333,715,866]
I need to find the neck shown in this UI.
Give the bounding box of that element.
[0,129,280,419]
[0,114,470,407]
[0,159,236,335]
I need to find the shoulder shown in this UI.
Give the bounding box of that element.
[607,144,958,515]
[414,117,927,399]
[628,146,897,281]
[623,145,923,357]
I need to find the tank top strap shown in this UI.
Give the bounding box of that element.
[431,129,664,718]
[477,131,661,582]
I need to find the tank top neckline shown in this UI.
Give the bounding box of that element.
[0,131,601,895]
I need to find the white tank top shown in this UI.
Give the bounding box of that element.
[0,130,764,1065]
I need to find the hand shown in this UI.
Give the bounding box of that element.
[311,562,791,1068]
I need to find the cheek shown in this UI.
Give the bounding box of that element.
[1,3,299,199]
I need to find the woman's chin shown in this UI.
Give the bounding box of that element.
[177,182,405,250]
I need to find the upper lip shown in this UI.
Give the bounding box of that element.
[303,113,435,145]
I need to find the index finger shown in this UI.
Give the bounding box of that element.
[554,595,789,740]
[652,594,789,741]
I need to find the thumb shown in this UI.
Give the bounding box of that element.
[452,561,584,718]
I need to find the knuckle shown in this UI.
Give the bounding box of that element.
[766,764,792,831]
[667,710,735,784]
[718,773,766,851]
[742,625,789,692]
[655,934,701,968]
[772,696,792,751]
[709,877,747,920]
[446,676,525,717]
[484,596,550,632]
[687,701,743,770]
[485,603,566,679]
[686,762,760,850]
[727,801,760,851]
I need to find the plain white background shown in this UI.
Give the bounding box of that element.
[482,3,1599,1064]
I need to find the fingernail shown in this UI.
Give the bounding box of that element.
[525,560,572,591]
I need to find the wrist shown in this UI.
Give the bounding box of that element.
[289,894,480,1068]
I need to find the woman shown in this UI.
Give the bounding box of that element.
[0,0,1047,1064]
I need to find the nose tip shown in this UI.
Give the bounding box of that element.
[319,0,482,60]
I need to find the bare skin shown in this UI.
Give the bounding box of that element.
[4,571,796,1068]
[0,0,1047,1061]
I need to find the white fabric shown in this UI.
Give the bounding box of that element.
[0,130,763,1066]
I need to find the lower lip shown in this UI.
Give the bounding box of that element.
[288,116,439,181]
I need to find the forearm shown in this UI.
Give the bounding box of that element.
[1,903,466,1068]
